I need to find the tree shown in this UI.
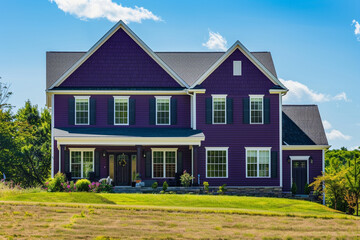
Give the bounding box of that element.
[344,151,360,216]
[0,78,13,109]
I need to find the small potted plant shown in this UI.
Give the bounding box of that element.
[135,173,141,183]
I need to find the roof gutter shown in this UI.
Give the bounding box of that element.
[282,145,331,150]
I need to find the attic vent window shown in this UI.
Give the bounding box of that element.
[233,61,242,76]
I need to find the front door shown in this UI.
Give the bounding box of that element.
[292,160,307,194]
[115,153,131,186]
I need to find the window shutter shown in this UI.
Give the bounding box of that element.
[107,98,114,125]
[95,151,100,178]
[271,151,278,178]
[264,98,270,124]
[205,97,212,124]
[226,98,233,124]
[145,151,152,178]
[129,98,136,125]
[149,98,156,125]
[64,149,70,173]
[171,98,177,125]
[90,98,96,125]
[68,98,75,125]
[177,151,183,174]
[242,97,250,124]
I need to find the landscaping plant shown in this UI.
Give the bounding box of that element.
[217,184,227,195]
[203,181,209,194]
[291,182,297,195]
[76,179,91,192]
[151,181,158,190]
[45,172,66,192]
[180,170,194,187]
[162,181,168,192]
[304,183,311,195]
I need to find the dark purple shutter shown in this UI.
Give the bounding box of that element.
[95,151,100,178]
[271,151,278,178]
[206,97,212,124]
[90,98,96,125]
[243,98,250,124]
[226,98,233,124]
[107,98,114,125]
[129,98,136,125]
[145,151,152,178]
[177,151,183,174]
[149,98,156,125]
[264,98,270,124]
[171,98,177,125]
[64,149,70,173]
[68,98,75,125]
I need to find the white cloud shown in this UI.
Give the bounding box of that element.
[352,19,360,41]
[50,0,161,23]
[322,120,332,130]
[326,129,351,141]
[349,146,360,151]
[202,31,227,51]
[280,79,348,103]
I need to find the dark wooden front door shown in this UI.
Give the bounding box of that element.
[115,153,131,186]
[292,160,307,194]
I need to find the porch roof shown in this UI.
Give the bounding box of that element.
[54,127,205,146]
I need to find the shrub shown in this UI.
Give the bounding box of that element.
[46,172,66,192]
[304,183,311,195]
[89,181,114,193]
[180,170,194,187]
[61,181,76,192]
[291,182,297,195]
[162,181,168,192]
[203,181,209,194]
[76,179,91,192]
[217,184,227,195]
[151,182,158,190]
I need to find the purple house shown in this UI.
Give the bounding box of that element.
[46,21,329,195]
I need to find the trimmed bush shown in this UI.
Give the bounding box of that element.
[304,183,311,195]
[203,181,209,194]
[180,170,194,187]
[151,182,158,190]
[291,182,297,195]
[76,179,91,192]
[162,181,168,192]
[46,172,66,192]
[217,184,227,195]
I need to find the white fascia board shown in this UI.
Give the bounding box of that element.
[269,89,288,94]
[282,145,331,150]
[46,90,188,95]
[190,41,288,90]
[55,136,205,148]
[48,20,189,90]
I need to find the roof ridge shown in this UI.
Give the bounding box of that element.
[47,51,87,53]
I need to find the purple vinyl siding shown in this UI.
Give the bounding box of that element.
[59,29,181,88]
[196,49,280,186]
[54,95,190,128]
[282,150,323,192]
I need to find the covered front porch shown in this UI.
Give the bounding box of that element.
[53,127,204,186]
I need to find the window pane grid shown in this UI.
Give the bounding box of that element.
[247,149,270,177]
[115,98,128,125]
[206,150,227,178]
[70,150,94,178]
[153,150,176,178]
[250,97,263,124]
[213,97,226,124]
[156,99,170,125]
[75,99,89,124]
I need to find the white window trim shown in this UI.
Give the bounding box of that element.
[155,96,171,125]
[75,96,90,125]
[151,148,178,178]
[69,148,95,179]
[245,147,271,178]
[211,94,227,125]
[290,156,310,186]
[113,96,130,126]
[249,94,264,125]
[233,60,242,76]
[205,147,229,178]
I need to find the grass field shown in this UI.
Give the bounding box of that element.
[0,192,359,239]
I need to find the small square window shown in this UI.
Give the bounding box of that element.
[233,61,242,76]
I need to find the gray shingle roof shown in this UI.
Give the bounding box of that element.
[282,105,328,145]
[46,51,278,90]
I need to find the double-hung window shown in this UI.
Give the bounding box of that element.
[114,96,129,125]
[70,148,95,178]
[250,95,263,124]
[206,147,228,178]
[212,95,227,124]
[152,148,177,178]
[246,148,271,178]
[156,96,171,125]
[75,96,90,125]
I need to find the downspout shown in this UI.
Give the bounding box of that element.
[279,93,283,188]
[322,148,326,205]
[51,94,54,178]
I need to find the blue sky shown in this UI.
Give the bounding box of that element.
[0,0,359,149]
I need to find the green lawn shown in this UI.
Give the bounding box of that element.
[0,192,347,219]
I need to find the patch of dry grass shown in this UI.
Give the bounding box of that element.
[0,202,359,239]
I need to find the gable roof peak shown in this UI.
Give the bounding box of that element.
[48,20,189,90]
